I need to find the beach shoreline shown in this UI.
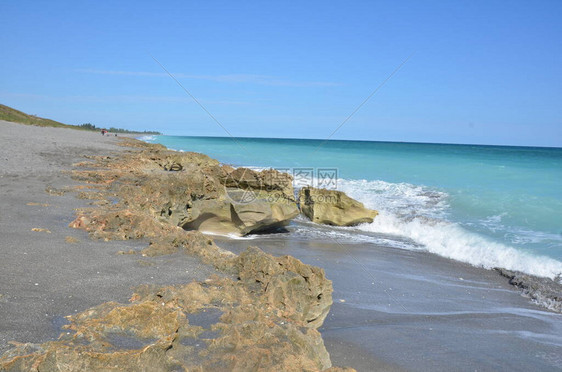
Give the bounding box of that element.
[1,120,561,371]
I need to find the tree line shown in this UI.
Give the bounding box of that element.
[79,123,161,134]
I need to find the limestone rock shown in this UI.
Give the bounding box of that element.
[0,258,338,371]
[179,193,299,236]
[223,167,296,201]
[74,146,300,237]
[157,151,220,171]
[299,186,378,226]
[237,246,333,328]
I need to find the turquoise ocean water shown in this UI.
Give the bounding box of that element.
[142,135,562,279]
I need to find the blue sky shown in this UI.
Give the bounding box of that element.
[1,1,561,146]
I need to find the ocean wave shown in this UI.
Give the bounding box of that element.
[201,230,258,240]
[338,179,562,280]
[137,135,157,142]
[339,179,449,219]
[474,213,562,247]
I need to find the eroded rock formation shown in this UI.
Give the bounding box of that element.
[70,144,299,237]
[1,247,338,371]
[299,186,378,226]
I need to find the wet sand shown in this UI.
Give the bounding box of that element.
[215,228,562,371]
[0,121,219,355]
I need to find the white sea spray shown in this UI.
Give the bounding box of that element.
[339,179,562,280]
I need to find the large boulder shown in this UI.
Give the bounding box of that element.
[156,167,299,237]
[179,166,299,236]
[298,186,378,226]
[181,194,299,236]
[222,167,295,201]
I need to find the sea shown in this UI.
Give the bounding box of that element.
[142,135,562,280]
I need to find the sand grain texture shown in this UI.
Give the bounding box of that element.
[0,121,219,356]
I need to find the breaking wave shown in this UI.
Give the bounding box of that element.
[338,179,562,280]
[137,135,157,142]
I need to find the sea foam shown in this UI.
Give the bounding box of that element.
[137,135,157,142]
[339,179,562,280]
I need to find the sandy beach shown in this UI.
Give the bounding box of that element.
[0,122,219,355]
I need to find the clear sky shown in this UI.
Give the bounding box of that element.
[1,1,561,146]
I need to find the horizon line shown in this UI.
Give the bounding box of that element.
[147,134,562,150]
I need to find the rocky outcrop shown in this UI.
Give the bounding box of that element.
[237,246,333,328]
[0,248,338,371]
[181,192,299,236]
[0,139,354,371]
[298,187,378,226]
[223,167,295,200]
[495,268,562,313]
[70,144,299,237]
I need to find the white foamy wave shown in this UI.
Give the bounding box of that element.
[361,212,562,279]
[246,166,268,172]
[201,231,257,240]
[137,135,157,142]
[339,179,449,219]
[338,179,562,279]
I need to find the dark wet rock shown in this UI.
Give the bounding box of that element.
[299,186,378,226]
[495,268,562,313]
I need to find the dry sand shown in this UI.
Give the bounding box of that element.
[0,121,218,355]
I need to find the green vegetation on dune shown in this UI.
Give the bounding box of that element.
[0,104,161,134]
[0,104,77,129]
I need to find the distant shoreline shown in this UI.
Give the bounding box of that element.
[0,103,161,135]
